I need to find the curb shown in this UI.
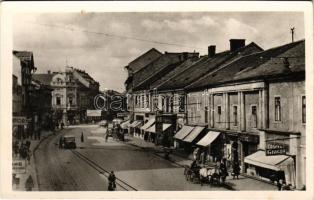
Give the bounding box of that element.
[32,130,59,191]
[122,137,188,168]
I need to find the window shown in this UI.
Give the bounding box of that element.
[233,105,238,126]
[134,95,138,107]
[69,97,73,106]
[166,97,170,113]
[302,96,306,123]
[275,97,281,121]
[217,105,221,123]
[141,94,145,108]
[56,97,61,105]
[153,96,158,111]
[146,94,149,108]
[179,96,185,112]
[205,106,209,123]
[170,97,174,113]
[251,105,257,128]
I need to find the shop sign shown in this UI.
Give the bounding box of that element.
[239,134,259,143]
[117,112,128,118]
[86,110,101,117]
[13,117,28,125]
[14,51,32,61]
[12,160,26,174]
[266,142,288,156]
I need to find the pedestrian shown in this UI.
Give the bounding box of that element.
[200,151,205,165]
[25,175,34,191]
[26,149,31,164]
[232,161,240,179]
[59,137,63,149]
[61,122,64,129]
[105,133,109,142]
[38,129,41,140]
[13,141,19,157]
[219,158,228,184]
[277,179,283,191]
[81,132,84,143]
[108,171,116,191]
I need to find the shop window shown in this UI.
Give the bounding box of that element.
[217,105,221,123]
[251,105,257,128]
[56,97,61,105]
[302,96,306,123]
[205,106,209,123]
[275,97,281,121]
[233,105,238,126]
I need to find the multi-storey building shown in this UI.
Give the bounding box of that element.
[33,67,100,125]
[184,40,305,189]
[129,51,199,141]
[12,50,37,139]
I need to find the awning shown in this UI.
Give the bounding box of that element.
[244,150,294,171]
[140,118,155,130]
[183,126,205,143]
[146,124,172,133]
[129,120,142,128]
[174,126,194,140]
[197,131,220,147]
[120,120,130,129]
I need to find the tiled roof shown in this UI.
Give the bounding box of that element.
[74,68,98,84]
[157,42,263,91]
[32,74,54,86]
[186,40,304,90]
[150,56,203,90]
[127,48,162,73]
[132,53,185,90]
[134,60,184,91]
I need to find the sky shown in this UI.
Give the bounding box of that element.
[13,12,304,92]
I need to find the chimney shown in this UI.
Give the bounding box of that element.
[208,45,216,58]
[47,70,51,74]
[230,39,245,51]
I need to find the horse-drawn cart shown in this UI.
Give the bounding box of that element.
[184,163,221,186]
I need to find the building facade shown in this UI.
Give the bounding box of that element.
[185,40,305,189]
[33,67,100,125]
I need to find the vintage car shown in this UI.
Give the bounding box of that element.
[63,135,76,149]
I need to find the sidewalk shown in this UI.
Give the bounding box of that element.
[12,130,54,191]
[124,135,277,191]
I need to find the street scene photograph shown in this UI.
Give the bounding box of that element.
[10,10,307,193]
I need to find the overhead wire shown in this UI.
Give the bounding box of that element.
[25,21,207,50]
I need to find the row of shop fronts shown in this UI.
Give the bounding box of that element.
[120,115,299,189]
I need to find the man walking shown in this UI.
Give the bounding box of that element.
[108,171,116,191]
[25,175,34,191]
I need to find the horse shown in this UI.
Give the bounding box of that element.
[199,167,220,186]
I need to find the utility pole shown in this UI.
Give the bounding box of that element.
[290,27,295,42]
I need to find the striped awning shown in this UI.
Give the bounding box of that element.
[146,124,172,133]
[244,150,294,171]
[120,120,131,129]
[197,131,220,147]
[174,126,194,140]
[141,118,155,130]
[183,126,205,143]
[129,120,142,128]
